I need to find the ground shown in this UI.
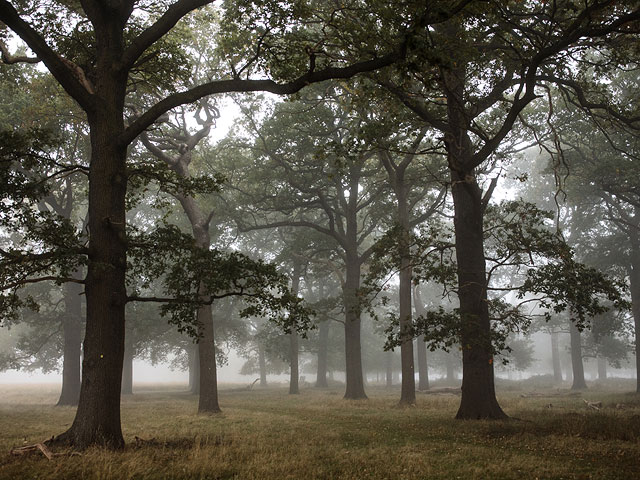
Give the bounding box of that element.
[0,380,638,479]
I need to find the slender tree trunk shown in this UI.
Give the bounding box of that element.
[446,352,455,383]
[188,344,200,394]
[121,344,133,395]
[57,279,83,406]
[569,322,587,390]
[450,168,506,419]
[258,345,267,387]
[416,337,429,391]
[53,71,129,448]
[597,356,607,381]
[551,330,563,383]
[315,320,329,388]
[343,253,367,399]
[629,235,640,393]
[386,350,393,388]
[289,262,302,395]
[414,288,429,391]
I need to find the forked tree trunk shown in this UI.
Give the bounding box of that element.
[258,345,267,387]
[451,168,506,419]
[57,279,83,406]
[569,321,587,390]
[315,320,329,388]
[551,330,563,383]
[53,75,129,448]
[343,254,367,399]
[121,344,133,395]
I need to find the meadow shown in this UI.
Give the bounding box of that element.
[0,381,638,479]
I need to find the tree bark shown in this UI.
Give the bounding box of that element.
[56,279,83,406]
[451,168,506,419]
[197,299,220,413]
[53,67,129,448]
[315,320,329,388]
[289,262,302,395]
[413,288,429,391]
[597,356,607,381]
[569,322,587,390]
[629,235,640,393]
[121,344,133,395]
[550,330,563,383]
[386,350,393,388]
[258,345,267,387]
[188,344,200,394]
[343,253,367,399]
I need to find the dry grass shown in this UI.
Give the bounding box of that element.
[0,383,639,479]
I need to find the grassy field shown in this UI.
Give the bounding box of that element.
[0,382,639,479]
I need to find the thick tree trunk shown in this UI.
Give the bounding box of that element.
[569,322,587,390]
[343,254,367,399]
[121,344,133,395]
[197,301,220,413]
[551,330,563,383]
[315,320,329,388]
[53,73,129,448]
[56,279,83,406]
[450,169,506,419]
[188,344,200,394]
[258,345,267,387]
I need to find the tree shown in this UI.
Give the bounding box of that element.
[376,1,640,418]
[0,0,448,448]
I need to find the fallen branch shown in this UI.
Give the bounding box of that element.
[10,442,53,460]
[583,399,602,411]
[247,378,260,390]
[416,387,461,395]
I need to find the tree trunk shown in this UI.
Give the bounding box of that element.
[315,320,329,388]
[550,330,563,383]
[188,344,200,394]
[597,356,607,381]
[258,345,267,387]
[629,235,640,393]
[569,321,587,390]
[446,353,455,383]
[289,262,302,395]
[197,300,220,413]
[121,344,133,395]
[450,168,506,419]
[57,279,83,406]
[343,253,367,399]
[413,288,429,391]
[53,73,129,448]
[386,350,393,388]
[416,337,429,391]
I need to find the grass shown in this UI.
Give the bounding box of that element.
[0,382,639,479]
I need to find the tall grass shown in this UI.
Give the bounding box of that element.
[0,383,638,479]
